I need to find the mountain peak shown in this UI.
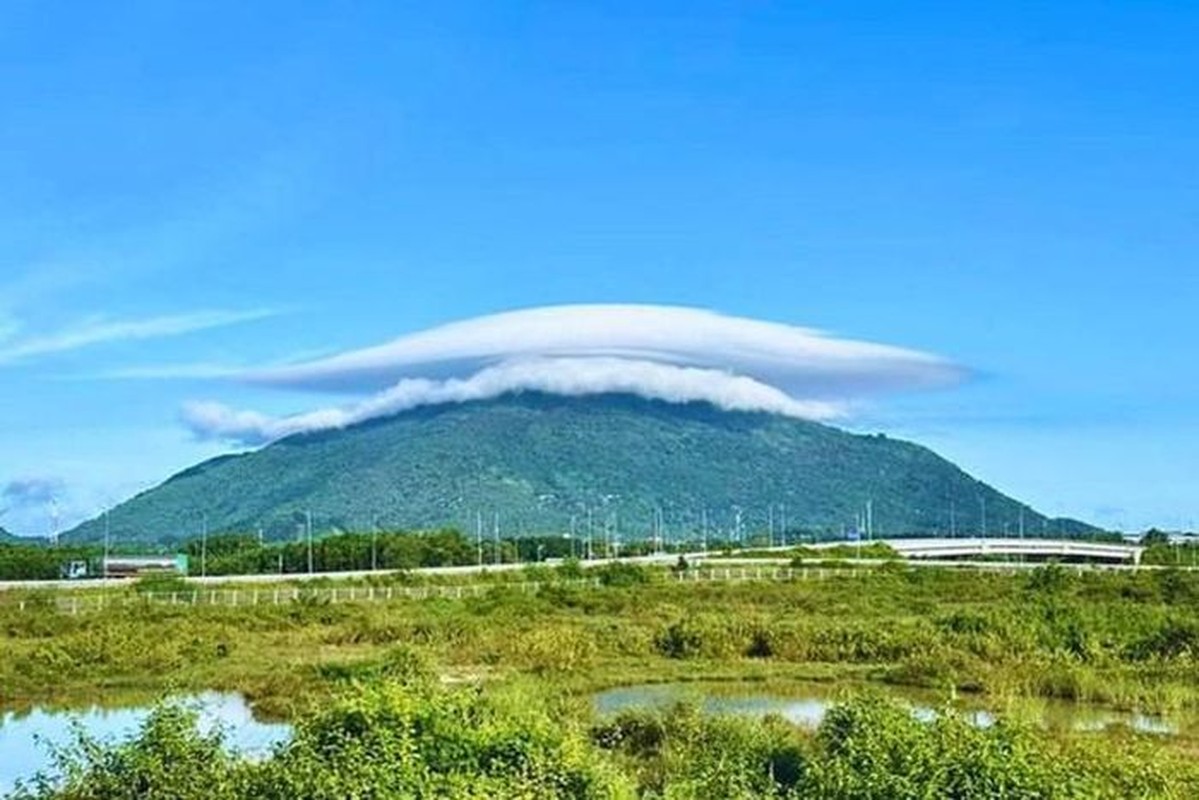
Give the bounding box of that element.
[67,392,1094,545]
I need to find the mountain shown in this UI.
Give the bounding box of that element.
[65,393,1097,545]
[0,528,49,546]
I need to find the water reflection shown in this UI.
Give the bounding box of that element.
[0,692,290,796]
[593,682,1182,736]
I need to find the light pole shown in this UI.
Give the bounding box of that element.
[306,510,314,574]
[476,510,483,566]
[200,513,208,578]
[371,516,379,572]
[103,509,111,581]
[586,505,593,560]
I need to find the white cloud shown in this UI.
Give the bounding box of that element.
[181,304,966,446]
[183,357,849,445]
[247,304,963,398]
[0,308,280,365]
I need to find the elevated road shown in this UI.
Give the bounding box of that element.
[0,538,1147,592]
[812,536,1144,564]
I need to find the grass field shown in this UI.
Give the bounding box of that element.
[7,561,1199,797]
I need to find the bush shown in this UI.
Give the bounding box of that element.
[594,561,649,587]
[13,703,252,800]
[654,620,705,659]
[556,556,585,581]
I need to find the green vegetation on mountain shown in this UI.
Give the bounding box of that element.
[66,393,1095,545]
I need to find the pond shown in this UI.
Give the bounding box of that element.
[0,692,290,797]
[593,681,1185,737]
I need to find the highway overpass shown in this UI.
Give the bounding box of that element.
[814,536,1144,564]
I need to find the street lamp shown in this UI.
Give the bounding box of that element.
[371,516,379,572]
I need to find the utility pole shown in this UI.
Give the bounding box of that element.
[49,499,60,548]
[980,496,987,538]
[476,510,483,566]
[306,510,313,574]
[201,513,208,578]
[103,510,111,581]
[768,504,775,548]
[657,506,665,554]
[371,516,379,571]
[493,511,500,565]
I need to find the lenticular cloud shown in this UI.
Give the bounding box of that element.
[182,304,965,445]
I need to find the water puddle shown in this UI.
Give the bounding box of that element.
[593,682,1183,736]
[0,692,290,796]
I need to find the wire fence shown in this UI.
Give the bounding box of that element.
[2,566,880,614]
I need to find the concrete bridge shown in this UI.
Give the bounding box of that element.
[816,536,1144,564]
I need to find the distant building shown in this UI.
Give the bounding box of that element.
[60,560,89,580]
[102,554,189,578]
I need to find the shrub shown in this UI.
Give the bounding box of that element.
[654,620,705,659]
[594,562,649,587]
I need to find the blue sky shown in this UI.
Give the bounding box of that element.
[1,1,1196,535]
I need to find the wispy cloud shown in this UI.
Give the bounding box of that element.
[73,363,247,381]
[0,308,280,366]
[3,476,65,505]
[1,476,66,513]
[182,304,968,445]
[183,357,851,445]
[70,347,334,382]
